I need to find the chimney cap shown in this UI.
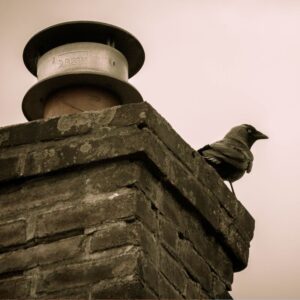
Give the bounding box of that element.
[23,21,145,78]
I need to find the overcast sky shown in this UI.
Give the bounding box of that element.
[0,0,299,298]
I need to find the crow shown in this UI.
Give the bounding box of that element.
[198,124,268,195]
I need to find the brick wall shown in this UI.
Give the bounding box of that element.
[0,102,254,299]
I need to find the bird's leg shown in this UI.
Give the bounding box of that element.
[229,181,236,196]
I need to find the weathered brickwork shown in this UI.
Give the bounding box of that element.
[0,102,254,298]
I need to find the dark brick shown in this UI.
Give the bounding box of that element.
[23,126,143,177]
[183,211,234,285]
[38,286,89,299]
[0,277,31,298]
[143,130,251,270]
[140,225,159,265]
[35,188,138,238]
[138,257,159,294]
[0,112,92,149]
[107,102,149,127]
[178,239,212,292]
[219,211,250,271]
[37,249,140,293]
[0,170,84,218]
[84,160,140,194]
[185,280,209,299]
[194,154,255,242]
[0,160,137,216]
[144,102,254,242]
[138,165,234,284]
[42,112,92,140]
[138,164,233,285]
[0,156,20,182]
[136,193,158,233]
[158,273,183,299]
[0,235,83,274]
[142,130,222,229]
[90,221,158,264]
[0,130,10,147]
[90,222,140,252]
[159,216,178,253]
[0,121,40,148]
[160,247,187,294]
[211,274,229,299]
[0,219,26,248]
[92,277,157,299]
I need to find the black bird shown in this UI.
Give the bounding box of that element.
[198,124,268,195]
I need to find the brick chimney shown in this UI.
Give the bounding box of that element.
[0,22,254,299]
[0,102,254,298]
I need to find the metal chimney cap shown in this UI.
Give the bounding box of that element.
[23,21,145,78]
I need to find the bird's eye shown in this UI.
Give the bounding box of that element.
[247,128,252,133]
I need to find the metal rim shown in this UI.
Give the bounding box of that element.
[23,21,145,78]
[22,72,143,120]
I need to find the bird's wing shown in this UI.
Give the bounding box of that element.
[205,141,251,171]
[210,141,246,161]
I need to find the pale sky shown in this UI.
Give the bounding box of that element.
[0,0,300,298]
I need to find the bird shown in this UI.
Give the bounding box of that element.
[198,124,268,196]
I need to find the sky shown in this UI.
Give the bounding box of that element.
[0,0,300,298]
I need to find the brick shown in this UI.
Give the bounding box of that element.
[38,286,89,299]
[138,257,159,293]
[90,222,140,252]
[158,273,183,299]
[0,130,9,147]
[178,239,212,292]
[138,164,233,284]
[0,156,20,182]
[0,219,26,249]
[106,102,149,127]
[0,235,83,274]
[0,122,40,148]
[92,277,157,299]
[185,280,209,299]
[0,277,31,298]
[219,211,250,271]
[144,102,255,242]
[211,274,229,299]
[136,194,158,233]
[84,160,140,194]
[90,221,158,264]
[0,169,83,218]
[194,155,255,241]
[159,216,178,253]
[139,166,234,285]
[160,247,187,294]
[183,211,233,285]
[141,129,252,270]
[140,225,159,265]
[35,188,138,238]
[47,112,92,139]
[0,113,92,149]
[23,126,143,177]
[138,165,233,284]
[0,160,139,219]
[37,249,140,293]
[140,130,221,229]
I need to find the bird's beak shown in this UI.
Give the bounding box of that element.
[254,130,268,140]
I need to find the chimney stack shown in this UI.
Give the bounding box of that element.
[0,22,255,299]
[22,21,144,120]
